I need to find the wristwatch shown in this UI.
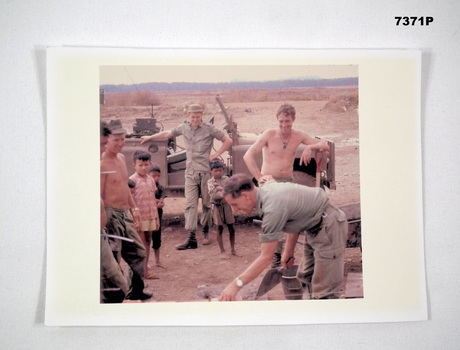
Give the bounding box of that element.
[235,277,244,288]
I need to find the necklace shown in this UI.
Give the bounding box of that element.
[279,130,292,149]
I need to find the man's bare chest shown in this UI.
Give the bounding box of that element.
[264,140,298,157]
[102,158,128,183]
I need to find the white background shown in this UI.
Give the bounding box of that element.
[1,1,459,349]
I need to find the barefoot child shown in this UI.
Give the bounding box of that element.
[207,159,237,259]
[129,150,160,279]
[149,163,166,268]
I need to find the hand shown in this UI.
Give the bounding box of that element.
[281,255,295,269]
[215,185,223,191]
[299,146,312,166]
[140,136,151,144]
[218,281,240,301]
[132,211,141,231]
[258,175,274,184]
[209,153,219,160]
[157,199,165,208]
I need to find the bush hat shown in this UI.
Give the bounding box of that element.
[187,104,204,114]
[108,119,127,134]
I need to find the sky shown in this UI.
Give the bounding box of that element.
[99,65,358,85]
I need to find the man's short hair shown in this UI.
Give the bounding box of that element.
[133,150,151,162]
[127,179,135,189]
[276,104,296,118]
[100,121,111,137]
[223,173,254,198]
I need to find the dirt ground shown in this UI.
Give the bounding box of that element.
[101,87,362,302]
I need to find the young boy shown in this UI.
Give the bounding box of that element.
[149,163,166,268]
[129,150,160,279]
[207,159,237,259]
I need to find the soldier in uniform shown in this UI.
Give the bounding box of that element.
[141,104,233,249]
[218,174,347,301]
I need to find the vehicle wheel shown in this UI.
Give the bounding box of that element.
[292,171,316,187]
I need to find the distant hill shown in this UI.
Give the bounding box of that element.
[100,77,358,93]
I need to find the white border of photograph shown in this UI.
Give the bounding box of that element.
[45,48,425,326]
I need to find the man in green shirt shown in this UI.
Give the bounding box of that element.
[142,104,233,249]
[218,173,347,301]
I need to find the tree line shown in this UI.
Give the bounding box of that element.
[100,77,358,93]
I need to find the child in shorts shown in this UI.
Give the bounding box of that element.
[129,150,160,279]
[207,159,237,259]
[149,163,166,268]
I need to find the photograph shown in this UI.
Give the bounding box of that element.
[45,48,425,326]
[99,65,362,303]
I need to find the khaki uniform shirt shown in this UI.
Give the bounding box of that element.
[170,121,225,174]
[256,182,329,243]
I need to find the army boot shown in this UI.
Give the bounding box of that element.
[175,232,198,250]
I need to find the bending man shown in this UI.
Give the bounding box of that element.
[218,174,347,301]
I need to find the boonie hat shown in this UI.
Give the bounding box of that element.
[187,103,204,113]
[108,119,127,134]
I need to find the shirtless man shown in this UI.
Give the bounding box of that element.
[243,104,329,267]
[243,103,329,184]
[101,119,152,301]
[100,121,129,303]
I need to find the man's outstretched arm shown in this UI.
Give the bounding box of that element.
[140,130,174,144]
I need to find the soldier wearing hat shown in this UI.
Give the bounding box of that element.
[101,119,152,300]
[141,103,233,249]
